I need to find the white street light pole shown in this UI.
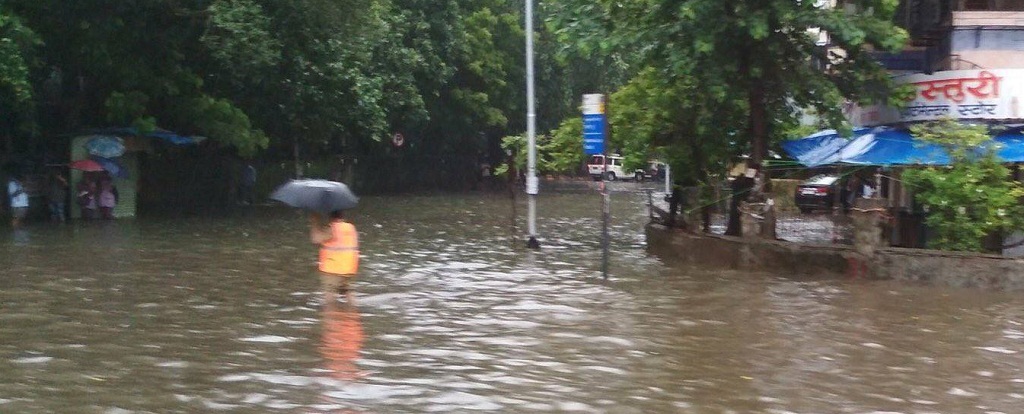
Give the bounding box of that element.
[525,0,540,249]
[665,164,671,194]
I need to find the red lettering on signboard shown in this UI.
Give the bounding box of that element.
[912,71,1001,103]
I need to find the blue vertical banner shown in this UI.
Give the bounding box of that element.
[583,114,606,155]
[582,94,606,155]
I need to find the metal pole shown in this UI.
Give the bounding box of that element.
[601,185,610,279]
[293,137,303,179]
[664,164,671,195]
[600,98,610,279]
[525,0,540,249]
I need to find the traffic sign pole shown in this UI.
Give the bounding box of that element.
[582,94,610,279]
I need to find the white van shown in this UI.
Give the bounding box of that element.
[587,154,644,181]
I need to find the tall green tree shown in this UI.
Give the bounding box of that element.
[548,0,908,234]
[230,0,388,159]
[7,0,271,155]
[0,6,38,153]
[549,0,907,162]
[666,2,902,163]
[2,0,597,193]
[0,7,34,107]
[609,68,746,230]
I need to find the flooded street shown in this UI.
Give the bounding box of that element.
[3,182,1024,413]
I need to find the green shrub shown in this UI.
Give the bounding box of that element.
[903,119,1024,252]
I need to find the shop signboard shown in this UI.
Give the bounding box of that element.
[845,69,1024,127]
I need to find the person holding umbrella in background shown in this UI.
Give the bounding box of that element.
[271,179,360,304]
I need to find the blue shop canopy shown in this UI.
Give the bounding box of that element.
[995,125,1024,162]
[780,128,871,167]
[88,127,205,146]
[782,125,1024,167]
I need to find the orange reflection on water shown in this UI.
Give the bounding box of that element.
[319,301,366,381]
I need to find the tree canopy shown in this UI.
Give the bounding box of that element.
[0,6,37,140]
[0,0,594,191]
[1,0,911,194]
[545,0,908,173]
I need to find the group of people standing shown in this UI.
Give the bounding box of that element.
[75,172,119,220]
[5,169,118,227]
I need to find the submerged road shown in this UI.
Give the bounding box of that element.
[2,182,1024,413]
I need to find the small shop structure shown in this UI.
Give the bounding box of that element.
[783,69,1024,251]
[68,128,202,219]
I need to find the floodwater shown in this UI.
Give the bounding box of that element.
[3,181,1024,413]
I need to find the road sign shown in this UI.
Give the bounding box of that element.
[583,114,606,155]
[582,94,606,155]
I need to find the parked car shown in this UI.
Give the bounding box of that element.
[636,161,667,182]
[794,174,839,213]
[587,154,646,181]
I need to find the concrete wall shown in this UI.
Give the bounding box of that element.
[646,224,1024,290]
[646,225,853,278]
[877,247,1024,289]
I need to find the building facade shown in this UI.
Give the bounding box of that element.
[842,0,1024,127]
[878,0,1024,73]
[818,1,1024,249]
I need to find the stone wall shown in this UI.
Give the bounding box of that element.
[876,248,1024,290]
[647,224,1024,290]
[646,226,852,278]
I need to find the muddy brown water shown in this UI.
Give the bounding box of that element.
[2,182,1024,413]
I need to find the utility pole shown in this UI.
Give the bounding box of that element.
[525,0,540,249]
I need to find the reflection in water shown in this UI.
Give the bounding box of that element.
[3,183,1024,413]
[320,301,365,381]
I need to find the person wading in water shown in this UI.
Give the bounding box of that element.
[310,210,359,304]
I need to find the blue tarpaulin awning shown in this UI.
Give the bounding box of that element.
[995,126,1024,162]
[782,125,1024,167]
[87,127,204,146]
[780,128,871,167]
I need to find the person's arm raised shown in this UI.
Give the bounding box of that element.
[309,213,332,244]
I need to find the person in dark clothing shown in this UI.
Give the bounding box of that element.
[668,181,684,228]
[725,167,756,236]
[47,169,68,222]
[840,177,856,214]
[240,163,257,205]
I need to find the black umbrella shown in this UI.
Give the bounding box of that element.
[270,179,359,212]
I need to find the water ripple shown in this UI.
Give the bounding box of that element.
[3,190,1024,413]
